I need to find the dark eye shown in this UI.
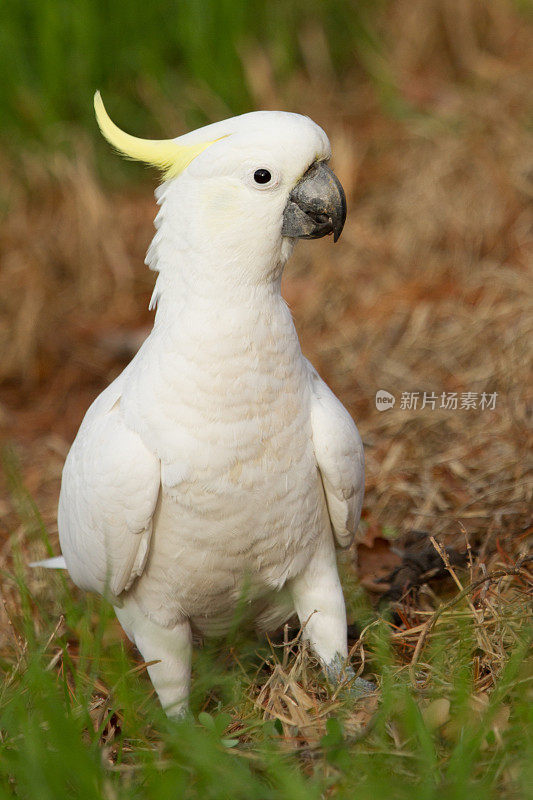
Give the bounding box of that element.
[254,168,272,184]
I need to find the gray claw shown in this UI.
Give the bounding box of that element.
[349,676,376,697]
[323,654,376,696]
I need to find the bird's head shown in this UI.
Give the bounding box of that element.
[95,93,346,293]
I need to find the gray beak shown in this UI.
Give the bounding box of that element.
[281,161,347,242]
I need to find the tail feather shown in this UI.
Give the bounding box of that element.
[30,555,67,570]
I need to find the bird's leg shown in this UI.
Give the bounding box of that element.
[289,539,348,666]
[115,599,192,718]
[289,538,374,696]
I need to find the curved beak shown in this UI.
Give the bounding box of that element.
[281,161,347,242]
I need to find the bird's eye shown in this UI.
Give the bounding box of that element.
[254,168,272,184]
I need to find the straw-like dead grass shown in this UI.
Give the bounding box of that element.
[238,539,531,754]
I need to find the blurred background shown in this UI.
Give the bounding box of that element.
[0,0,531,594]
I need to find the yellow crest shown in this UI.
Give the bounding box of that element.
[94,91,216,179]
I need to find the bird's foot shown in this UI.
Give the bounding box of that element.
[324,654,376,698]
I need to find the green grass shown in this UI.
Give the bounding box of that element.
[0,0,390,147]
[1,576,531,800]
[1,459,532,799]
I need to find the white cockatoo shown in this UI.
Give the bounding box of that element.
[36,93,367,717]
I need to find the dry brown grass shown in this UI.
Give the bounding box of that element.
[241,546,531,751]
[0,0,531,748]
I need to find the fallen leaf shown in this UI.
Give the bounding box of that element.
[357,537,402,585]
[422,698,451,730]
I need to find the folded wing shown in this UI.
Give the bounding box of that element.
[307,362,365,549]
[58,388,160,597]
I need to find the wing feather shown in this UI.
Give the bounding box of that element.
[307,362,364,549]
[58,385,160,597]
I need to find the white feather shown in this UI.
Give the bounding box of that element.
[307,360,365,549]
[30,556,67,569]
